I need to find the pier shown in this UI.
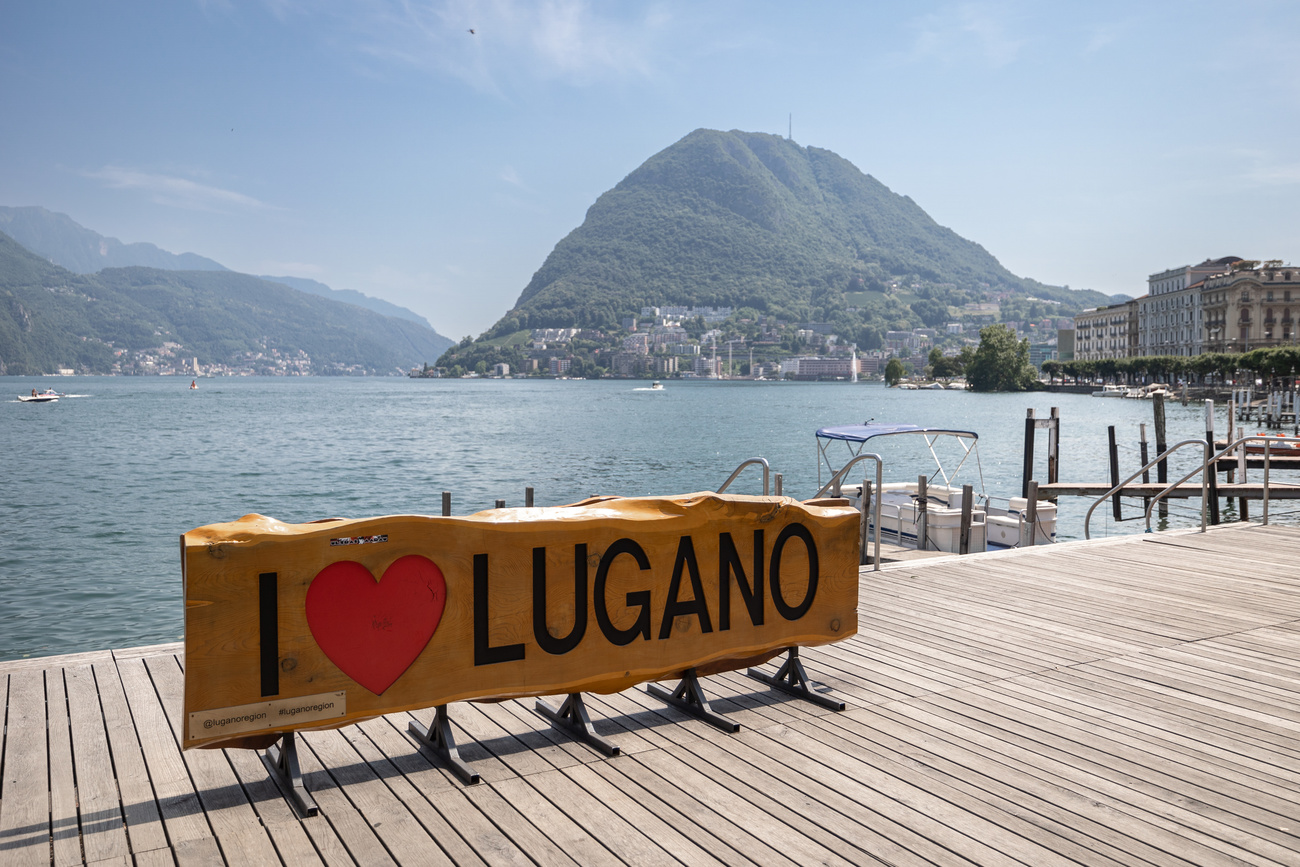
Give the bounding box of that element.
[4,523,1300,865]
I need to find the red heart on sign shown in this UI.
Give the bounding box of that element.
[305,555,446,695]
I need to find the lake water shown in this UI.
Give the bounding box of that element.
[1,376,1270,660]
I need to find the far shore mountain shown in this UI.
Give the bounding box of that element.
[0,230,453,375]
[0,205,436,331]
[442,128,1124,373]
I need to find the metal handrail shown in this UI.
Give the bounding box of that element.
[1083,439,1209,539]
[812,453,884,571]
[715,457,771,496]
[1144,434,1289,531]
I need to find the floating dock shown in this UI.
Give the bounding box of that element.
[4,523,1300,865]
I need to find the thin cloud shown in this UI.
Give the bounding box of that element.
[903,2,1026,69]
[330,0,669,93]
[85,167,276,212]
[499,165,526,188]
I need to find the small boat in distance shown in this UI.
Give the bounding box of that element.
[1092,384,1128,398]
[650,381,664,390]
[19,388,60,403]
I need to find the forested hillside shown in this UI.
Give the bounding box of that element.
[486,128,1114,341]
[0,232,452,375]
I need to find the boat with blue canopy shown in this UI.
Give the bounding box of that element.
[814,423,1056,552]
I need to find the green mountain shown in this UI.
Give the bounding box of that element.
[0,232,452,375]
[486,128,1114,338]
[0,205,439,331]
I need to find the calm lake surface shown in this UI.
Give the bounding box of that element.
[1,376,1271,660]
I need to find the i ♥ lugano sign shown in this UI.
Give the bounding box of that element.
[181,493,860,750]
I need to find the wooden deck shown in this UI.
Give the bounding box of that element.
[4,523,1300,866]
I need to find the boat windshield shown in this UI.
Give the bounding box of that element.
[815,424,983,492]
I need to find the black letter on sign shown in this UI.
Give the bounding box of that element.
[770,524,819,621]
[718,530,764,630]
[259,572,279,697]
[474,553,526,665]
[594,539,652,646]
[659,536,714,639]
[533,544,588,655]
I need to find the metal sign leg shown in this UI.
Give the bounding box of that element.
[535,693,622,757]
[409,704,481,785]
[263,732,319,818]
[747,647,846,711]
[647,668,739,733]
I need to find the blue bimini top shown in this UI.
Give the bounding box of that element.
[814,423,979,443]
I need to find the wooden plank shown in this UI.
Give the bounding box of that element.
[90,660,171,856]
[341,717,490,867]
[283,731,398,866]
[112,656,216,852]
[64,664,129,863]
[46,668,83,866]
[463,783,581,867]
[557,763,723,867]
[113,643,183,662]
[826,705,1221,867]
[0,669,51,866]
[143,654,288,865]
[354,713,532,867]
[0,648,113,674]
[301,725,454,866]
[901,694,1300,866]
[487,776,623,866]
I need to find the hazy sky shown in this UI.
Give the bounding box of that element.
[2,1,1297,338]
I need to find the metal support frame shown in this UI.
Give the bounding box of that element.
[263,732,319,818]
[747,647,846,711]
[409,704,481,785]
[647,669,739,732]
[535,693,622,757]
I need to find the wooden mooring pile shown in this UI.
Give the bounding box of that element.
[1029,396,1300,530]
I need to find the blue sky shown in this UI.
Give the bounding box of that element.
[2,1,1297,339]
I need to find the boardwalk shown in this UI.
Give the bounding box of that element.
[3,523,1300,866]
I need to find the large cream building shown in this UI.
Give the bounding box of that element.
[1203,261,1300,353]
[1072,257,1298,360]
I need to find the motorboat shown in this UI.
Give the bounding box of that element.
[1242,433,1300,455]
[1092,384,1128,398]
[18,388,61,403]
[650,381,664,390]
[814,423,1057,553]
[1126,383,1171,399]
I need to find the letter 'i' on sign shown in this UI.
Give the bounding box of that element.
[260,573,278,697]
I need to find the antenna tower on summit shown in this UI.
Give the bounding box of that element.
[788,114,792,141]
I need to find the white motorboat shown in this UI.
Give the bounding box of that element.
[650,381,664,390]
[1091,384,1128,398]
[814,423,1057,553]
[18,389,61,403]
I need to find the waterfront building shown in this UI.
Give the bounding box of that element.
[1202,261,1300,353]
[1138,257,1240,357]
[1073,301,1133,361]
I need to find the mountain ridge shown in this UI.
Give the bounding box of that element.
[490,128,1114,339]
[0,231,452,375]
[0,205,437,331]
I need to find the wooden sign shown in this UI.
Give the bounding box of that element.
[181,493,860,750]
